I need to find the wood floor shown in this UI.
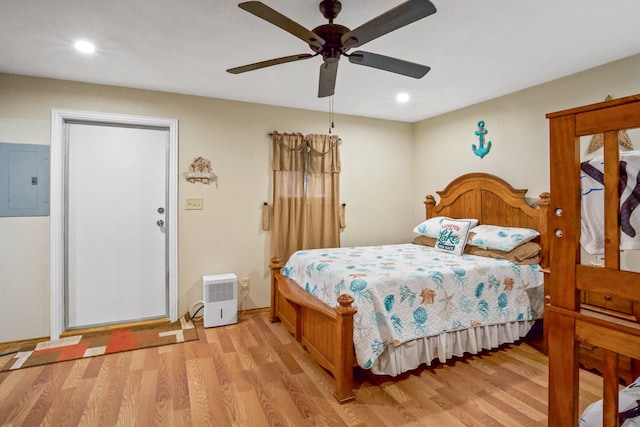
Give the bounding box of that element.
[0,309,604,426]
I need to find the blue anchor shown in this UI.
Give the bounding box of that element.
[472,120,492,159]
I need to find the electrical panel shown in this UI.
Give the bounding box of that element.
[0,143,50,217]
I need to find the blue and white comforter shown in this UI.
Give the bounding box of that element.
[283,243,544,369]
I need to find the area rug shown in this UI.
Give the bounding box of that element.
[1,313,198,372]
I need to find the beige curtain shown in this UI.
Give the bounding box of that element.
[271,131,341,261]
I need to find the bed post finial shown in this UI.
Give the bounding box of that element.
[270,257,283,322]
[425,194,437,219]
[336,294,355,313]
[537,192,550,207]
[536,192,551,270]
[334,293,357,403]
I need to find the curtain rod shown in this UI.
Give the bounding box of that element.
[267,132,341,143]
[268,132,339,136]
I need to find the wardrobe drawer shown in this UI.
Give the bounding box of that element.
[584,291,633,314]
[579,343,634,384]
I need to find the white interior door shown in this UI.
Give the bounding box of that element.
[66,123,168,329]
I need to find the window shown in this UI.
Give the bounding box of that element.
[270,132,341,261]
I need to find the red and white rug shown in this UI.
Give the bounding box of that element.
[1,314,198,372]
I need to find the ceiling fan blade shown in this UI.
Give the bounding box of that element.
[227,53,315,74]
[318,61,339,98]
[348,51,430,78]
[341,0,436,50]
[238,1,325,49]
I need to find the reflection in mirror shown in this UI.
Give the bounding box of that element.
[579,127,640,273]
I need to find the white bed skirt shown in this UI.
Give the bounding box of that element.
[369,320,536,376]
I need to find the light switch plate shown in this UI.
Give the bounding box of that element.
[186,198,203,210]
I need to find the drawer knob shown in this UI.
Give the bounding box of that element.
[604,295,612,301]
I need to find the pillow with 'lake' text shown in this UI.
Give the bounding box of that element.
[413,216,478,238]
[433,219,472,256]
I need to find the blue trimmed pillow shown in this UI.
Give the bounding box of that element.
[413,216,478,238]
[466,224,539,252]
[433,219,473,256]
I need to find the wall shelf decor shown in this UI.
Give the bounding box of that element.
[586,95,634,154]
[184,157,217,184]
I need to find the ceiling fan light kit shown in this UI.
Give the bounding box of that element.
[227,0,437,98]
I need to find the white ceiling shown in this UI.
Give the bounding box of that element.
[2,0,639,122]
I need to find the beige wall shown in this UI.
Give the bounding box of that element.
[0,74,415,342]
[2,52,639,342]
[412,53,640,223]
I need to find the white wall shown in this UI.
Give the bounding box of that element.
[0,74,414,342]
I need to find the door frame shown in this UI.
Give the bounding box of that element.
[50,109,179,339]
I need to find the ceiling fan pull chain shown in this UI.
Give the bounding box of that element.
[329,95,335,133]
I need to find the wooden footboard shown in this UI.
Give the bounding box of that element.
[270,257,357,403]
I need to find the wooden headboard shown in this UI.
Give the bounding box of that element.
[423,173,550,268]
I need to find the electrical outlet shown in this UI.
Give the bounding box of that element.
[240,278,250,291]
[186,198,203,210]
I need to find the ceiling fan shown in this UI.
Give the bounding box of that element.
[226,0,437,98]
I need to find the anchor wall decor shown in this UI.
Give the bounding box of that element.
[472,120,492,159]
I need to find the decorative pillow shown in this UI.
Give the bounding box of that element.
[465,242,541,264]
[433,219,472,256]
[414,232,541,264]
[514,255,541,265]
[509,241,541,261]
[413,216,478,238]
[467,224,539,252]
[412,235,437,247]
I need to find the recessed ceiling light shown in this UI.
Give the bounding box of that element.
[74,40,95,54]
[396,93,410,103]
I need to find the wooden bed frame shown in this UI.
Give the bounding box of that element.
[269,172,550,403]
[547,94,640,426]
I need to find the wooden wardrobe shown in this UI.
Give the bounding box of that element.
[547,94,640,426]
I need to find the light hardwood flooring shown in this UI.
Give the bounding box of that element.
[0,309,604,426]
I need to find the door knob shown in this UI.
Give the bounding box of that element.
[158,207,165,214]
[157,219,164,226]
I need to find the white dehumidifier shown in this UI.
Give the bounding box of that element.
[202,273,238,328]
